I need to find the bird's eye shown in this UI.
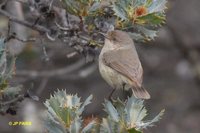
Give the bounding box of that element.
[113,37,117,41]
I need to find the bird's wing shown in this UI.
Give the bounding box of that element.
[102,48,143,86]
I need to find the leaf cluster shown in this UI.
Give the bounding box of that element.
[61,0,167,42]
[44,90,164,133]
[0,38,22,115]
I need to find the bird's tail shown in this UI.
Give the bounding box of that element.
[132,86,150,99]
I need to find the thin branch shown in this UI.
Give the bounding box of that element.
[55,21,70,31]
[16,59,86,78]
[0,95,24,106]
[0,9,50,33]
[5,33,36,43]
[59,63,97,80]
[36,78,49,95]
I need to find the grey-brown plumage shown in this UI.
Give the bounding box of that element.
[99,30,150,99]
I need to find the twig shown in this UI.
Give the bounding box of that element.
[0,95,24,106]
[5,33,36,43]
[64,63,97,80]
[16,59,86,78]
[0,0,8,8]
[0,9,50,33]
[55,21,70,31]
[36,78,49,95]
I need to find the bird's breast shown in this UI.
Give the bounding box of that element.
[99,59,119,88]
[99,56,132,90]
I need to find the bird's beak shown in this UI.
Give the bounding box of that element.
[98,32,110,40]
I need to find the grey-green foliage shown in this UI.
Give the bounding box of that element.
[61,0,167,42]
[112,0,167,41]
[0,38,22,115]
[61,0,102,17]
[0,38,13,88]
[44,90,164,133]
[44,90,96,133]
[0,38,15,86]
[100,96,164,133]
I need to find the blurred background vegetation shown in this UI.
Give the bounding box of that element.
[0,0,200,133]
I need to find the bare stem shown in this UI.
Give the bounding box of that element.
[0,9,50,33]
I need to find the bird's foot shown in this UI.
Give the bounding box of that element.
[108,88,115,101]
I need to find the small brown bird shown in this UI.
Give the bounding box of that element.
[99,30,150,99]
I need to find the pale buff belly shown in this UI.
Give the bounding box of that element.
[99,59,132,90]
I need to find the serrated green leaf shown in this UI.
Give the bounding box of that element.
[61,0,101,16]
[89,2,101,12]
[101,95,164,132]
[137,109,165,129]
[44,112,67,133]
[0,38,6,78]
[78,94,93,114]
[100,118,125,133]
[82,120,96,133]
[128,32,144,42]
[4,57,16,80]
[113,98,126,120]
[136,26,157,40]
[148,0,167,13]
[146,0,153,6]
[44,90,93,133]
[112,4,128,20]
[100,118,111,133]
[126,97,146,126]
[62,0,79,15]
[70,117,82,133]
[104,100,119,122]
[128,128,142,133]
[134,0,147,6]
[136,13,165,25]
[0,38,16,86]
[111,0,167,42]
[44,91,82,125]
[2,86,21,98]
[0,51,6,76]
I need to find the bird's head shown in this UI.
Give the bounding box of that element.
[106,30,133,46]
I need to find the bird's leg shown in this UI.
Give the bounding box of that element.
[122,83,130,99]
[32,16,41,27]
[122,83,126,93]
[108,88,116,101]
